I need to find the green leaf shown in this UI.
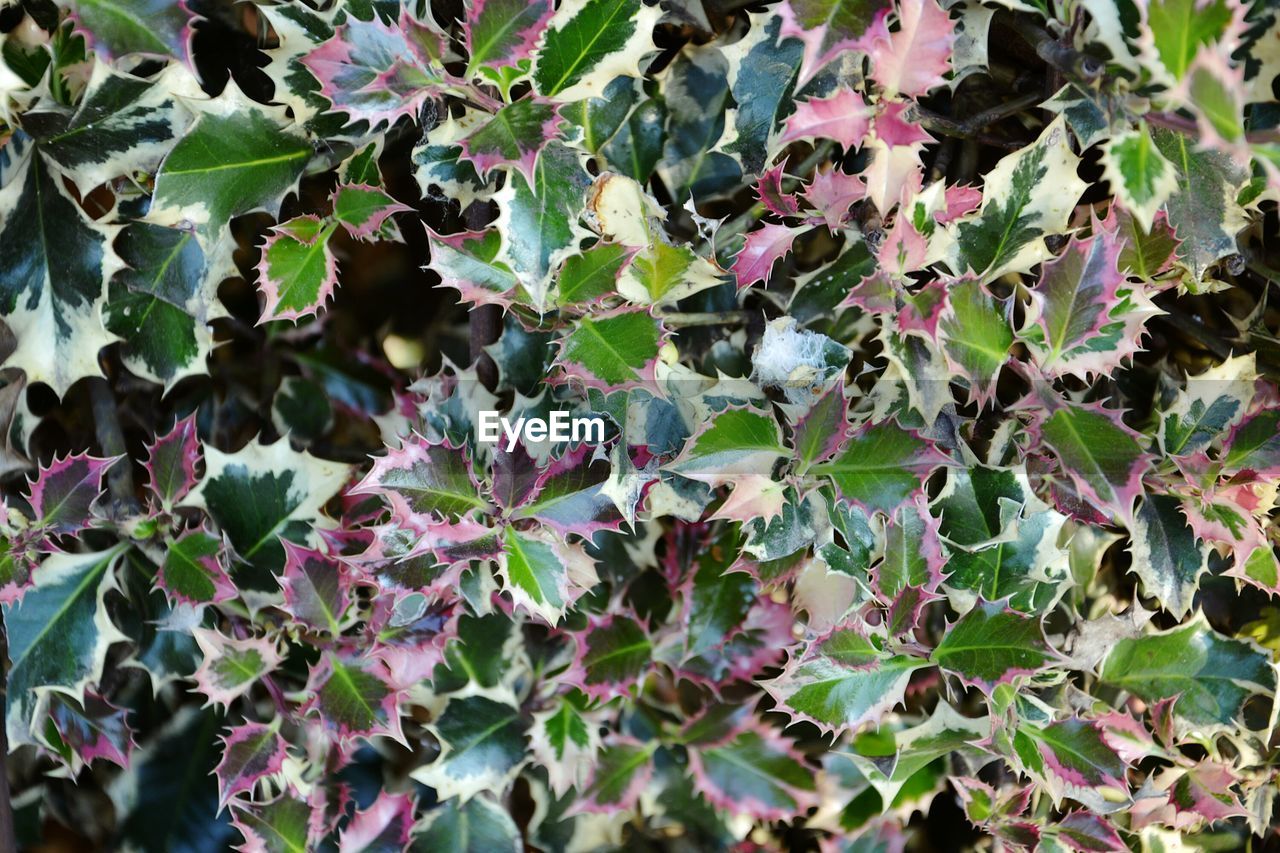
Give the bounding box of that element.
[947,118,1086,282]
[763,630,927,733]
[573,614,652,697]
[151,87,312,246]
[1145,0,1232,80]
[4,545,128,746]
[414,694,527,800]
[555,242,630,306]
[413,796,521,853]
[579,738,655,811]
[461,99,562,182]
[157,528,234,606]
[722,15,802,174]
[499,527,598,625]
[0,149,118,396]
[331,184,408,240]
[1103,124,1177,231]
[1024,718,1128,807]
[1150,126,1248,283]
[1127,494,1209,620]
[682,531,756,659]
[1041,405,1149,521]
[532,0,658,100]
[254,216,340,323]
[1224,409,1280,476]
[939,279,1012,405]
[689,727,818,820]
[304,652,402,744]
[931,600,1058,691]
[670,408,787,485]
[813,420,940,515]
[352,435,490,523]
[69,0,191,58]
[556,308,665,389]
[231,789,313,853]
[465,0,553,74]
[1099,620,1276,728]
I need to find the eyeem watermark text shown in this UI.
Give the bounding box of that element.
[477,411,606,451]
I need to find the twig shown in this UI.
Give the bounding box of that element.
[1009,17,1104,85]
[912,92,1043,148]
[88,378,140,516]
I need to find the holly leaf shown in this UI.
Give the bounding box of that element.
[762,629,927,734]
[670,407,787,487]
[414,694,527,800]
[781,0,892,84]
[214,721,289,808]
[190,628,283,708]
[575,737,654,813]
[413,795,521,852]
[427,229,520,307]
[69,0,192,58]
[1099,619,1276,729]
[278,541,354,635]
[1102,123,1177,232]
[531,0,660,100]
[331,184,410,241]
[945,118,1086,282]
[569,613,652,699]
[255,215,340,324]
[509,445,623,537]
[530,697,599,795]
[157,528,235,607]
[722,15,802,175]
[497,526,598,625]
[865,0,955,98]
[687,725,818,820]
[554,308,666,390]
[813,420,942,515]
[145,415,201,510]
[1158,353,1256,456]
[303,652,404,745]
[1145,0,1233,80]
[350,435,489,524]
[339,792,416,853]
[230,788,315,853]
[1128,494,1209,620]
[931,600,1058,692]
[150,87,313,246]
[732,222,799,288]
[778,90,872,149]
[0,148,119,396]
[42,691,135,773]
[4,545,128,746]
[1223,408,1280,478]
[26,451,115,535]
[464,0,553,75]
[460,99,562,184]
[938,278,1012,406]
[555,242,631,307]
[1041,404,1149,522]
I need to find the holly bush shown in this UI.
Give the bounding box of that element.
[2,0,1280,849]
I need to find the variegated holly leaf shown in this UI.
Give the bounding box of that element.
[230,788,315,853]
[531,0,660,100]
[497,526,598,624]
[944,118,1086,282]
[331,184,410,241]
[214,721,289,807]
[933,465,1068,614]
[494,142,591,306]
[1128,494,1209,619]
[1099,619,1276,728]
[150,87,313,246]
[574,737,654,813]
[865,0,955,98]
[339,792,416,853]
[813,419,942,515]
[779,90,872,149]
[722,15,802,175]
[278,541,354,635]
[669,407,787,487]
[41,691,135,773]
[1041,404,1149,522]
[1022,227,1157,382]
[672,528,756,661]
[69,0,192,58]
[459,99,562,184]
[938,278,1011,406]
[464,0,553,75]
[554,308,665,390]
[415,795,521,852]
[732,222,799,288]
[780,0,892,84]
[509,445,622,537]
[686,724,818,820]
[1223,409,1280,477]
[931,600,1058,692]
[190,628,283,708]
[187,438,350,580]
[762,629,927,734]
[1145,0,1234,81]
[300,9,449,128]
[0,148,120,396]
[555,242,631,307]
[4,545,128,745]
[303,651,404,745]
[1102,123,1177,232]
[428,229,520,307]
[255,215,339,324]
[793,385,849,474]
[352,435,490,524]
[157,528,234,607]
[530,697,599,795]
[1149,126,1248,284]
[414,694,527,800]
[105,221,218,387]
[877,498,946,634]
[145,415,200,510]
[26,451,115,536]
[1158,353,1256,456]
[1021,718,1129,809]
[569,613,651,699]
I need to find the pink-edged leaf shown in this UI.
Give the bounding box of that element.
[1040,402,1150,523]
[707,475,788,524]
[793,384,849,473]
[732,222,798,288]
[509,444,623,537]
[565,613,652,700]
[255,215,339,324]
[300,11,449,129]
[866,0,955,97]
[426,229,520,308]
[1223,408,1280,479]
[938,277,1013,407]
[778,0,890,87]
[191,628,284,708]
[144,415,201,510]
[1028,717,1130,804]
[368,596,456,688]
[497,526,599,625]
[230,786,317,853]
[778,90,872,149]
[214,722,290,808]
[302,651,405,746]
[873,101,935,147]
[338,791,416,853]
[931,600,1060,693]
[458,98,562,185]
[803,165,867,231]
[812,419,947,515]
[1054,810,1127,852]
[756,161,802,217]
[572,736,654,814]
[44,691,135,772]
[1169,763,1248,825]
[464,0,554,72]
[841,272,947,338]
[667,599,795,693]
[877,211,929,275]
[278,540,355,636]
[331,184,411,241]
[0,536,39,606]
[938,183,982,223]
[553,307,667,392]
[761,626,926,735]
[685,720,818,820]
[26,452,117,535]
[157,527,236,607]
[349,434,491,523]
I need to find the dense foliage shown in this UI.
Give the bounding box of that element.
[2,0,1280,848]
